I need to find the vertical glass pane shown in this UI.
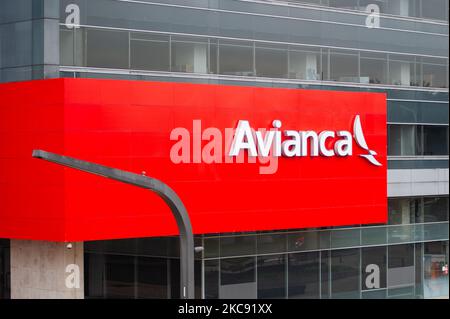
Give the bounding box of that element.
[421,58,448,88]
[257,254,286,299]
[362,247,387,290]
[171,36,208,74]
[331,249,360,298]
[388,125,401,156]
[86,29,129,69]
[85,253,105,299]
[288,46,321,80]
[204,237,220,258]
[388,198,415,225]
[330,50,359,83]
[388,244,414,296]
[209,39,218,74]
[389,55,417,87]
[388,125,418,156]
[137,257,167,299]
[415,243,423,298]
[105,255,136,298]
[321,250,331,299]
[220,257,256,299]
[424,241,449,298]
[422,126,449,156]
[360,52,387,84]
[288,251,320,299]
[255,44,287,78]
[424,196,449,223]
[60,28,74,66]
[204,259,219,299]
[219,40,254,76]
[130,33,170,71]
[0,240,10,299]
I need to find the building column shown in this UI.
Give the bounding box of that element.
[10,240,84,299]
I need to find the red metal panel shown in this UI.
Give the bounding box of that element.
[0,78,387,242]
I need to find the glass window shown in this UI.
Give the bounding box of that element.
[389,54,418,87]
[171,36,208,74]
[60,28,74,66]
[86,29,129,69]
[209,39,218,74]
[137,257,167,299]
[287,231,320,252]
[388,198,421,225]
[415,243,423,297]
[360,52,387,85]
[328,0,360,10]
[330,50,359,83]
[85,253,106,298]
[420,0,448,21]
[130,33,170,72]
[321,250,330,299]
[424,241,449,298]
[388,125,418,156]
[421,125,449,155]
[219,40,254,76]
[388,244,415,295]
[257,254,286,299]
[220,257,257,299]
[204,260,219,299]
[255,44,287,78]
[220,235,256,257]
[362,247,387,290]
[288,251,320,299]
[104,255,136,298]
[288,46,321,80]
[330,249,360,298]
[424,197,449,223]
[421,58,448,88]
[257,233,286,254]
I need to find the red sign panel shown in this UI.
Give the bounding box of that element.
[0,79,387,242]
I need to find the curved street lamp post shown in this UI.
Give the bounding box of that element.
[32,150,195,299]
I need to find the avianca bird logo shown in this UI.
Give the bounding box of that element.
[353,115,382,167]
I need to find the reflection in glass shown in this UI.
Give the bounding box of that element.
[220,257,256,299]
[424,197,449,223]
[421,126,449,156]
[288,251,320,298]
[104,255,136,298]
[330,249,360,298]
[137,257,167,298]
[424,241,449,298]
[204,260,219,299]
[388,244,415,297]
[257,254,286,298]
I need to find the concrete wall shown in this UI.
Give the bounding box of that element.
[10,240,83,299]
